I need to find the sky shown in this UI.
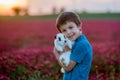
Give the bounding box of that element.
[0,0,28,15]
[0,0,120,16]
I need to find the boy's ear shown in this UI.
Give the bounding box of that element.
[78,26,82,31]
[78,22,82,30]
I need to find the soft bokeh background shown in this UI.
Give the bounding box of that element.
[0,0,120,16]
[0,0,120,80]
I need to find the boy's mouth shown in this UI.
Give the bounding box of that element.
[68,34,74,39]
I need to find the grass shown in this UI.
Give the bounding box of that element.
[0,13,120,20]
[77,12,120,19]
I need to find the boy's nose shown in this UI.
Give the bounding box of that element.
[66,30,71,34]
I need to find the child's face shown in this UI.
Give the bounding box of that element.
[59,21,81,41]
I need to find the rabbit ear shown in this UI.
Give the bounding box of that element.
[54,35,56,39]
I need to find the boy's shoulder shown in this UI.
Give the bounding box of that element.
[74,34,90,48]
[75,34,87,43]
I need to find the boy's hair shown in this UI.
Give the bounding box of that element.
[56,12,81,32]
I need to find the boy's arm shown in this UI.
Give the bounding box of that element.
[53,48,76,72]
[62,60,76,72]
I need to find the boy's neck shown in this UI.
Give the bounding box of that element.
[79,31,82,36]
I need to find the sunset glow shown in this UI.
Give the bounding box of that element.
[0,0,27,8]
[0,0,28,15]
[0,0,18,8]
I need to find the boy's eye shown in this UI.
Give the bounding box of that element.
[62,29,66,32]
[69,26,73,29]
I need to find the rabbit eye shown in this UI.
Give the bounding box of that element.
[58,37,61,41]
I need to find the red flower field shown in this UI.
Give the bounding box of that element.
[0,19,120,80]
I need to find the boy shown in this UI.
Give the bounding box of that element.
[53,12,93,80]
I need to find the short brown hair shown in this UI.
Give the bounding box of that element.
[56,12,81,32]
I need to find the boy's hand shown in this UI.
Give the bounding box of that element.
[63,46,71,52]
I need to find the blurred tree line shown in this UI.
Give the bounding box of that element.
[12,7,28,16]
